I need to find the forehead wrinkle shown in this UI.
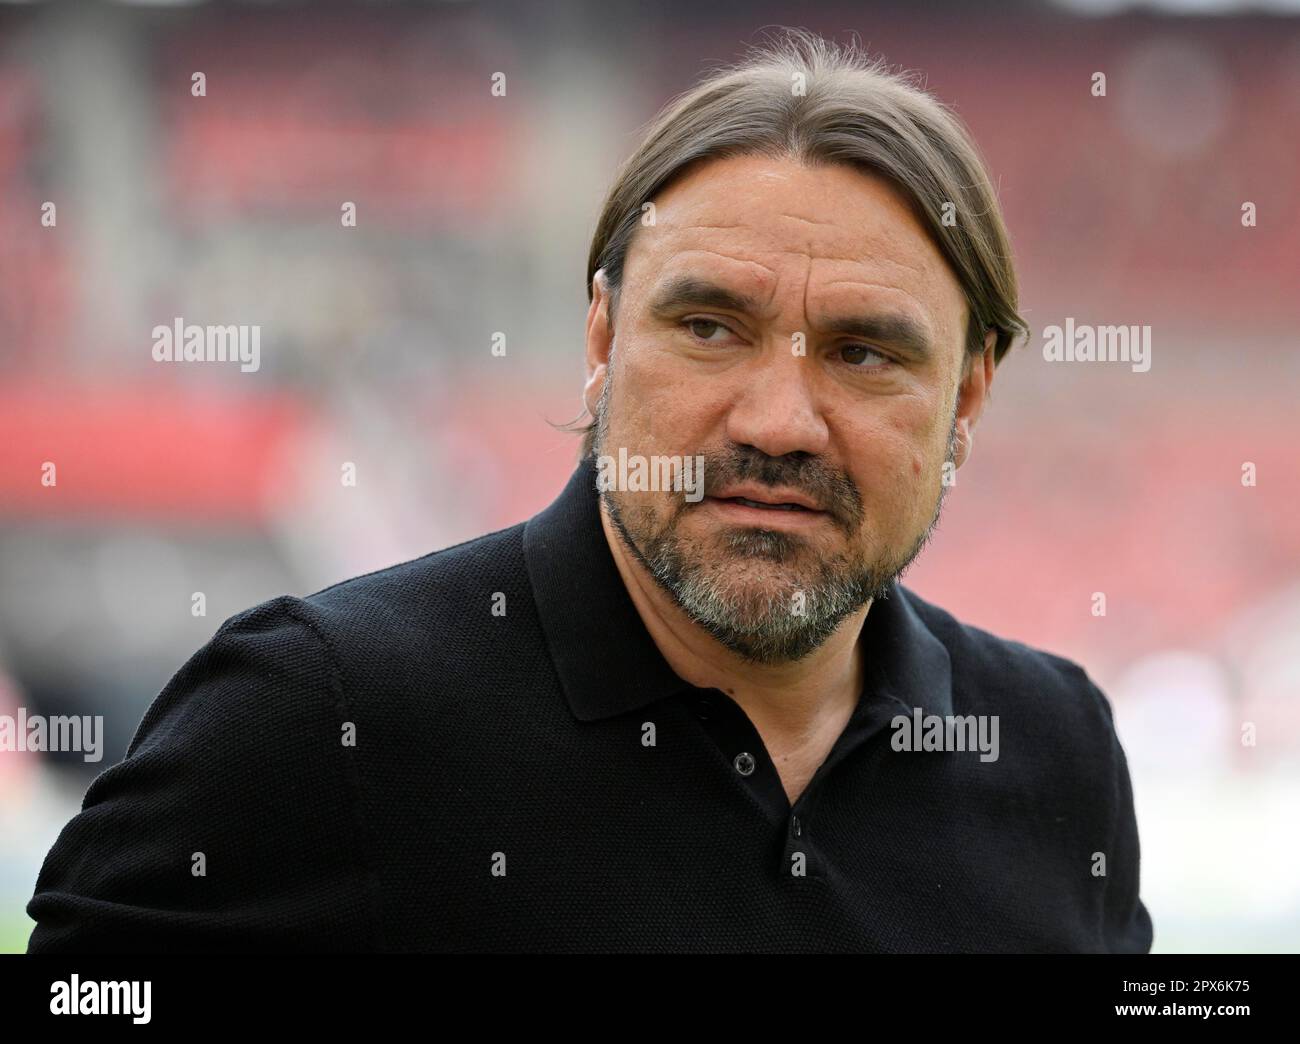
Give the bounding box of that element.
[672,234,931,281]
[804,275,948,347]
[812,252,928,278]
[817,277,930,298]
[652,239,951,335]
[813,259,957,334]
[659,218,939,290]
[657,247,778,279]
[653,247,783,313]
[778,211,840,228]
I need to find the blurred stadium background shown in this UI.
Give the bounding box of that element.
[1,0,1298,953]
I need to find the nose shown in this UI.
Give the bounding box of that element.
[723,344,830,459]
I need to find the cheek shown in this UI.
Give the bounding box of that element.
[845,412,943,521]
[882,402,950,482]
[848,413,930,487]
[620,354,727,451]
[605,364,655,441]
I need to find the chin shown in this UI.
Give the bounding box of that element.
[699,571,808,613]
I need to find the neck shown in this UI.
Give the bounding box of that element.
[598,499,870,736]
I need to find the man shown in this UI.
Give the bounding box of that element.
[27,31,1152,953]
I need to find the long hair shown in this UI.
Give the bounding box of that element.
[570,28,1028,458]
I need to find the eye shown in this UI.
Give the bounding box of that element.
[683,318,733,342]
[839,343,889,367]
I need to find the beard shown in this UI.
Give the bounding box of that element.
[592,361,957,666]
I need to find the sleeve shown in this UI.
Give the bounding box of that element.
[1092,681,1155,954]
[25,597,379,953]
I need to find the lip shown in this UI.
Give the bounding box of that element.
[700,494,830,528]
[708,484,824,512]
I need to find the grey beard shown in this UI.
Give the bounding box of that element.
[591,352,955,665]
[602,485,945,665]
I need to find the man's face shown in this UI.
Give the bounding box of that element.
[586,153,991,664]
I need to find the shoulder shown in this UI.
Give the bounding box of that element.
[127,522,525,753]
[294,521,528,641]
[895,585,1138,869]
[28,525,534,951]
[898,584,1118,745]
[187,521,540,732]
[30,596,381,951]
[896,586,1151,953]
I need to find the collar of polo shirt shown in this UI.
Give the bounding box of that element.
[524,454,954,723]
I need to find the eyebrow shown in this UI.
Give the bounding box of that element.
[648,275,934,361]
[647,276,760,318]
[820,313,934,361]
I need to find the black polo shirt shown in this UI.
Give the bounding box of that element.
[27,453,1153,953]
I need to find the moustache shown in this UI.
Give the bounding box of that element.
[678,455,862,530]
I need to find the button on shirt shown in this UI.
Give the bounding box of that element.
[27,453,1154,953]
